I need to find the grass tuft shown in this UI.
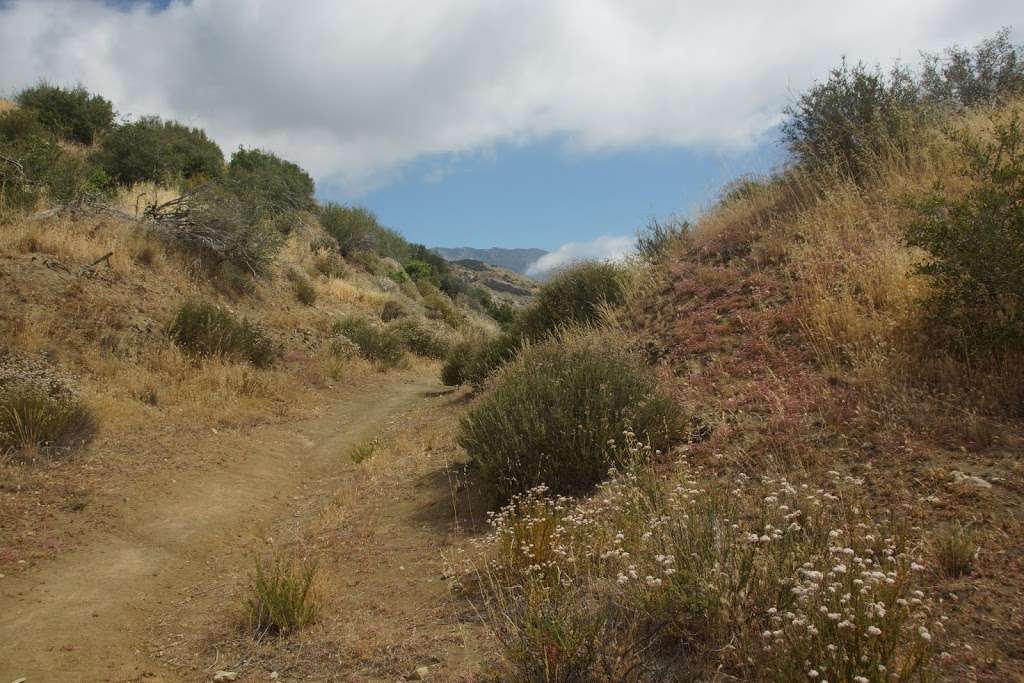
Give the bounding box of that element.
[245,554,319,636]
[935,521,977,578]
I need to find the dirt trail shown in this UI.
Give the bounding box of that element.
[0,370,468,682]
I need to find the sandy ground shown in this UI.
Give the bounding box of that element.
[0,369,483,682]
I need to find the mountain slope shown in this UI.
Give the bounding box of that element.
[433,246,547,276]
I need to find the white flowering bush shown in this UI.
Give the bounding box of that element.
[0,352,96,457]
[468,435,940,681]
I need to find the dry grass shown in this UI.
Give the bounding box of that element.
[0,99,16,114]
[605,97,1024,681]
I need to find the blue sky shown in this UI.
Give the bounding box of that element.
[334,133,785,250]
[2,1,1018,265]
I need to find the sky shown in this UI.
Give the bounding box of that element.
[0,0,1019,271]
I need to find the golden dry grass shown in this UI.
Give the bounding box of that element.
[682,99,1024,418]
[0,99,15,114]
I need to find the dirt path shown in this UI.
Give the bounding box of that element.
[0,370,473,682]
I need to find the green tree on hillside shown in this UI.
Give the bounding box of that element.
[16,83,114,146]
[93,116,224,186]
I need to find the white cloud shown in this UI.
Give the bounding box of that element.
[0,0,1017,194]
[526,235,635,277]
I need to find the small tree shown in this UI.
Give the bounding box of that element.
[93,116,224,186]
[228,147,316,222]
[920,28,1024,109]
[782,59,920,181]
[320,203,378,256]
[15,83,114,145]
[905,113,1024,354]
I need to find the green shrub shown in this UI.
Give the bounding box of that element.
[403,258,433,281]
[905,114,1024,354]
[379,299,407,322]
[458,328,682,503]
[422,292,464,328]
[45,153,111,205]
[782,58,920,182]
[518,261,628,342]
[0,108,109,212]
[388,318,450,359]
[168,301,279,368]
[15,83,114,145]
[92,116,224,186]
[313,250,346,278]
[245,554,319,635]
[228,147,315,221]
[292,275,317,306]
[441,334,518,387]
[0,383,96,457]
[294,279,317,306]
[441,340,473,386]
[332,315,404,367]
[920,28,1024,108]
[320,203,377,256]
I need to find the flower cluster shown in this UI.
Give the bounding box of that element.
[470,432,939,681]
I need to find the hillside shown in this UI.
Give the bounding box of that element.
[3,31,1024,683]
[445,258,538,308]
[433,245,547,275]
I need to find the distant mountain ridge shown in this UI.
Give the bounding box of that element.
[433,246,547,276]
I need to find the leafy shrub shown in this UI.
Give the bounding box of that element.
[517,261,628,342]
[313,250,346,278]
[403,258,433,281]
[0,108,109,212]
[457,328,682,503]
[462,333,518,388]
[782,59,920,181]
[332,315,404,367]
[379,299,407,322]
[168,301,279,368]
[422,292,464,328]
[92,116,224,186]
[320,203,378,256]
[474,465,938,680]
[387,318,451,359]
[905,114,1024,354]
[228,147,315,222]
[15,83,114,145]
[293,276,317,306]
[441,340,473,386]
[245,554,319,635]
[921,28,1024,108]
